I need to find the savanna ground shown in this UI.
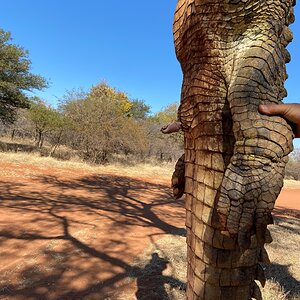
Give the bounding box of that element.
[0,152,299,300]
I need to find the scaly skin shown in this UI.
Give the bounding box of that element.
[173,0,295,299]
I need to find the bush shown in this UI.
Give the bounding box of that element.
[285,148,300,180]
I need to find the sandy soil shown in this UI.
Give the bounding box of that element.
[275,190,300,218]
[0,161,299,300]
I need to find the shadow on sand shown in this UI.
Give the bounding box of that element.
[0,174,186,299]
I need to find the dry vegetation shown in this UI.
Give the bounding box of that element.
[0,151,174,180]
[1,151,299,189]
[0,83,184,166]
[125,215,300,300]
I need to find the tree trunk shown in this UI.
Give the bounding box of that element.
[40,136,44,148]
[173,1,295,299]
[49,130,63,157]
[49,143,59,157]
[36,129,43,148]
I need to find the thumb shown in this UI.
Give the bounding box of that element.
[258,104,289,116]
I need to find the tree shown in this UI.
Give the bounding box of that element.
[89,82,133,116]
[286,149,300,180]
[128,99,150,120]
[146,103,183,161]
[0,29,47,123]
[60,83,148,163]
[46,111,70,156]
[27,98,63,148]
[153,102,178,124]
[5,108,35,141]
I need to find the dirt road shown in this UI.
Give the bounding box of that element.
[0,161,298,299]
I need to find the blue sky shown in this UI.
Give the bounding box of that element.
[1,1,299,145]
[0,1,181,112]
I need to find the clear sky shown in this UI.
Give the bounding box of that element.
[0,0,181,112]
[1,1,299,146]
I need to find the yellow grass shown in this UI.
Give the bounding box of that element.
[283,179,300,189]
[0,151,174,180]
[1,151,298,186]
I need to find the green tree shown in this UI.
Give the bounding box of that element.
[128,99,150,119]
[27,98,62,148]
[0,29,47,123]
[47,111,71,156]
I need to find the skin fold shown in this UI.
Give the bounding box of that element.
[173,0,296,299]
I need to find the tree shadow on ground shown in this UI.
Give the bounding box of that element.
[273,206,300,220]
[273,213,300,236]
[0,174,186,236]
[0,174,185,299]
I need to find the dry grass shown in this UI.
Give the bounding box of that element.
[126,216,300,300]
[0,150,298,185]
[263,215,300,300]
[0,151,174,180]
[283,180,300,189]
[262,280,292,300]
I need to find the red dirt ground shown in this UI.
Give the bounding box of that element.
[0,162,299,300]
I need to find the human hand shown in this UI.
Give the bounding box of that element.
[258,103,300,138]
[160,121,182,134]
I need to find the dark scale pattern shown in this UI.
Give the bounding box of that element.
[173,0,295,299]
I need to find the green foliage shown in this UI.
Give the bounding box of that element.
[128,99,150,119]
[27,98,66,148]
[0,29,47,123]
[28,98,61,131]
